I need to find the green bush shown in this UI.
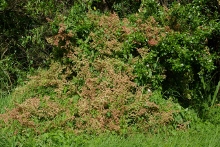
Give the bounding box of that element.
[82,0,141,17]
[0,0,74,93]
[147,2,220,108]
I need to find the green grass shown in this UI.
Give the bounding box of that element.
[0,123,219,147]
[0,92,12,114]
[0,127,220,147]
[85,127,220,147]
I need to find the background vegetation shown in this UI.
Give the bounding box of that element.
[1,0,220,146]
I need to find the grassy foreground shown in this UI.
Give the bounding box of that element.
[0,122,219,147]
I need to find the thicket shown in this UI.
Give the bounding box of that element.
[0,0,74,94]
[1,0,220,134]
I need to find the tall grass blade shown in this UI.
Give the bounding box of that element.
[211,81,220,107]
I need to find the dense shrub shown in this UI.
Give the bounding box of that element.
[1,0,220,134]
[81,0,141,17]
[139,1,220,108]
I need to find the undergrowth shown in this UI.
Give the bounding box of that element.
[1,0,220,146]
